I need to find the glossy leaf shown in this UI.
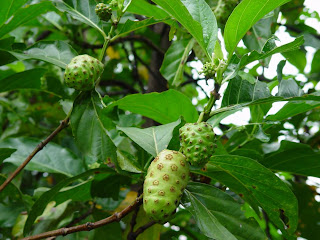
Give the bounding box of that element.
[127,0,170,19]
[55,0,105,37]
[115,18,165,39]
[221,75,271,107]
[118,119,181,157]
[70,91,117,164]
[23,168,114,235]
[0,2,54,39]
[193,155,298,237]
[182,182,266,240]
[109,89,198,124]
[261,141,320,178]
[0,137,84,177]
[224,0,290,54]
[117,150,142,173]
[0,69,46,93]
[0,148,16,164]
[152,0,217,58]
[0,0,28,26]
[10,41,78,69]
[160,38,195,86]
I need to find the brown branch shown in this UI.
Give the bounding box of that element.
[0,117,70,193]
[127,205,141,239]
[127,220,157,240]
[22,196,143,240]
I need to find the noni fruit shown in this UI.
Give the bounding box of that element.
[179,122,216,167]
[64,55,104,91]
[143,149,189,221]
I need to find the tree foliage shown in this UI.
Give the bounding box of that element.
[0,0,319,239]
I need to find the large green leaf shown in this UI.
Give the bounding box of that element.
[115,18,166,39]
[10,41,78,69]
[0,1,54,39]
[152,0,217,58]
[0,137,84,177]
[0,148,16,164]
[0,0,28,26]
[261,141,320,178]
[267,101,320,121]
[224,0,290,54]
[109,89,198,124]
[182,182,266,240]
[193,155,298,237]
[54,0,105,38]
[160,38,195,86]
[70,91,117,164]
[118,119,181,157]
[0,69,46,93]
[23,167,114,235]
[127,0,170,19]
[221,75,271,107]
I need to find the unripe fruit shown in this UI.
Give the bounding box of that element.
[95,3,112,22]
[64,55,104,91]
[179,122,216,167]
[143,149,189,221]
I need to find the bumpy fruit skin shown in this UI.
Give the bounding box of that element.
[95,3,112,22]
[143,149,189,221]
[64,55,104,91]
[179,122,216,167]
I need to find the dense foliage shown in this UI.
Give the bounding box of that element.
[0,0,320,239]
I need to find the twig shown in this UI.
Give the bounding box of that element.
[0,116,70,193]
[127,205,141,239]
[99,79,139,93]
[22,196,143,240]
[127,220,157,240]
[262,210,272,240]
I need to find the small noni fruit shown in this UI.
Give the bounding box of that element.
[64,55,104,91]
[95,3,112,22]
[179,122,216,167]
[143,149,189,221]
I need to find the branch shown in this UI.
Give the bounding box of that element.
[99,79,139,93]
[0,116,70,193]
[22,196,143,240]
[127,220,157,240]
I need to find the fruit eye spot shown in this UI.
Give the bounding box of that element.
[153,180,159,185]
[171,164,178,171]
[181,174,186,179]
[163,174,169,181]
[157,163,164,170]
[165,154,173,160]
[170,187,175,192]
[180,160,185,166]
[158,190,165,196]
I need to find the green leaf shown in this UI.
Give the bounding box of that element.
[0,148,16,164]
[193,155,298,237]
[152,0,217,58]
[0,0,28,26]
[267,101,320,121]
[260,141,320,178]
[0,69,46,93]
[282,49,306,73]
[277,79,303,98]
[0,2,55,39]
[127,0,170,19]
[10,41,78,69]
[160,38,195,86]
[115,18,166,39]
[91,174,120,200]
[118,119,181,157]
[224,0,290,54]
[310,49,320,74]
[55,0,105,38]
[117,150,142,173]
[239,36,304,69]
[221,75,271,107]
[70,91,117,164]
[109,89,198,124]
[0,137,84,177]
[182,182,266,240]
[23,168,114,235]
[54,181,92,205]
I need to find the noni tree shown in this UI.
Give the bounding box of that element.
[0,0,319,239]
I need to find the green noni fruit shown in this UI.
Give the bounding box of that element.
[64,55,104,91]
[95,3,112,22]
[179,122,216,167]
[143,149,189,221]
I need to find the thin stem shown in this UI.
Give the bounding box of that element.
[127,221,157,240]
[0,108,73,193]
[22,195,143,240]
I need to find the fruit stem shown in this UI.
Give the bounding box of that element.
[197,83,220,122]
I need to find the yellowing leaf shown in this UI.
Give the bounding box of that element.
[107,46,120,59]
